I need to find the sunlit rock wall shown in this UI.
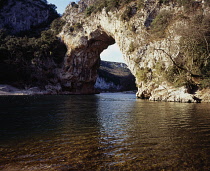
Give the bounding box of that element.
[59,0,210,101]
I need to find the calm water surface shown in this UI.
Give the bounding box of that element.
[0,93,210,170]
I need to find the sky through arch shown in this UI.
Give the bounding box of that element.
[100,44,124,63]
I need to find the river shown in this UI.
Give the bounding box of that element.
[0,93,210,170]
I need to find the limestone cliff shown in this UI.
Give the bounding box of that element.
[59,0,210,102]
[0,0,58,34]
[0,0,66,92]
[95,61,136,92]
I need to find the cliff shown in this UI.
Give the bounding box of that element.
[0,0,58,35]
[58,0,210,102]
[0,0,67,92]
[95,61,136,92]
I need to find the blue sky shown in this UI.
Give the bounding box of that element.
[48,0,72,14]
[47,0,124,63]
[100,44,124,63]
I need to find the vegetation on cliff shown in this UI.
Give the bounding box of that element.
[149,10,210,90]
[86,0,208,91]
[0,0,59,35]
[84,0,210,17]
[0,0,67,87]
[83,0,210,94]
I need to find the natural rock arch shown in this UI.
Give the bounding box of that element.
[60,29,115,94]
[59,1,140,94]
[58,0,210,102]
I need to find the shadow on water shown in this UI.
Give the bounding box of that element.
[0,95,104,170]
[0,95,69,144]
[0,95,101,143]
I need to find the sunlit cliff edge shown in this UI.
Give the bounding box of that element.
[58,0,210,102]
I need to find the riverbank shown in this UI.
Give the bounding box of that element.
[0,84,137,96]
[0,85,46,95]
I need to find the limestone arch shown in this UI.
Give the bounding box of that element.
[60,29,117,94]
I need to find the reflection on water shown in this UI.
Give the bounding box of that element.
[0,93,210,170]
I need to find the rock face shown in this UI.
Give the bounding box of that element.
[0,0,58,34]
[59,0,210,102]
[95,61,136,92]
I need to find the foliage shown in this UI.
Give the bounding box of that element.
[121,6,133,21]
[178,14,210,77]
[200,78,210,89]
[0,22,67,86]
[69,23,83,32]
[128,42,135,52]
[85,6,95,17]
[106,0,120,11]
[137,0,144,9]
[151,13,210,89]
[175,0,194,8]
[51,18,66,35]
[84,0,204,16]
[0,0,9,9]
[204,1,210,7]
[0,0,67,86]
[154,62,165,75]
[164,66,188,87]
[136,67,150,83]
[84,0,136,16]
[150,10,173,39]
[0,16,67,65]
[159,0,201,8]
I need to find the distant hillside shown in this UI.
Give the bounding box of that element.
[95,61,137,92]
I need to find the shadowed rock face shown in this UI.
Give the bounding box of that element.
[60,30,115,94]
[59,0,210,102]
[0,0,58,34]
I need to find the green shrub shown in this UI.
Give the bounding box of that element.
[128,42,135,52]
[204,1,210,7]
[136,67,150,83]
[154,62,165,75]
[150,10,173,39]
[0,21,67,64]
[121,6,133,21]
[165,66,188,87]
[106,0,119,11]
[178,14,210,77]
[175,0,193,8]
[51,18,66,35]
[137,0,144,9]
[69,23,83,32]
[85,6,95,16]
[159,0,170,4]
[85,0,136,14]
[93,1,107,12]
[200,78,210,88]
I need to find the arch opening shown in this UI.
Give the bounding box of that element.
[95,44,137,93]
[61,29,136,94]
[100,43,125,63]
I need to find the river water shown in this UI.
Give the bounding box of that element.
[0,93,210,170]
